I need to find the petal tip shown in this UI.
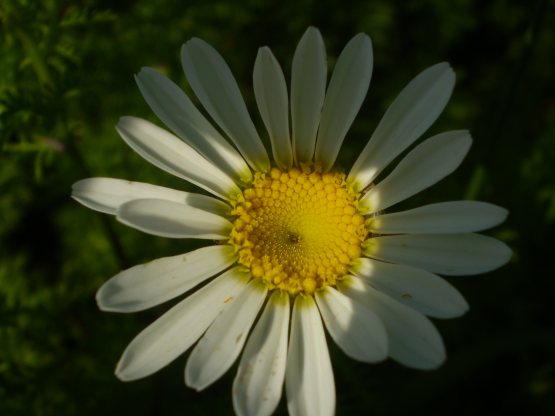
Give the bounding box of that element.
[435,61,454,73]
[116,115,135,129]
[70,179,85,193]
[184,372,206,392]
[115,361,135,382]
[95,286,112,312]
[184,37,210,52]
[136,66,151,76]
[353,32,372,46]
[258,45,271,54]
[302,26,324,44]
[430,62,456,86]
[424,356,446,370]
[497,240,514,266]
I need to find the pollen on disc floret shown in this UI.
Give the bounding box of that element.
[229,165,368,296]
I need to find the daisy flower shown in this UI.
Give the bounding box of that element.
[72,27,511,416]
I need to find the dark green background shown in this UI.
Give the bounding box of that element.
[1,0,554,414]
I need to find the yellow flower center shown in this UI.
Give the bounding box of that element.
[230,166,367,296]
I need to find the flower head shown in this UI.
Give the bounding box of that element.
[72,27,511,416]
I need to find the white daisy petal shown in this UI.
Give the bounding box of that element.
[315,286,387,362]
[286,296,335,416]
[135,67,252,183]
[233,291,290,416]
[291,27,327,164]
[253,47,293,170]
[185,279,267,391]
[71,177,230,217]
[97,245,237,313]
[368,201,509,234]
[350,257,468,319]
[115,267,249,381]
[116,116,240,200]
[360,130,472,214]
[181,38,270,172]
[348,63,456,191]
[315,33,373,171]
[364,233,512,275]
[116,198,231,239]
[339,276,446,369]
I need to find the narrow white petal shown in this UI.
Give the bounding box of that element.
[339,276,446,369]
[286,296,335,416]
[360,130,472,214]
[71,177,230,217]
[115,267,249,381]
[253,47,293,170]
[181,38,269,172]
[348,63,456,191]
[233,291,290,416]
[135,67,252,183]
[315,33,373,171]
[116,199,231,239]
[350,257,468,318]
[315,287,387,362]
[185,279,267,391]
[116,116,240,200]
[97,245,237,312]
[368,201,509,234]
[291,27,327,164]
[364,233,512,275]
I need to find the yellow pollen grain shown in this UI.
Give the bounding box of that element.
[230,166,368,296]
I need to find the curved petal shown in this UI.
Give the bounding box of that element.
[315,286,387,362]
[185,279,267,391]
[315,33,373,171]
[364,233,512,275]
[71,177,230,217]
[359,130,472,214]
[339,276,446,369]
[368,201,509,234]
[135,68,252,183]
[253,47,292,170]
[286,296,335,416]
[181,38,269,172]
[348,63,456,191]
[115,267,250,381]
[116,116,240,200]
[233,291,290,416]
[116,199,232,239]
[291,27,327,164]
[97,245,237,313]
[350,257,468,318]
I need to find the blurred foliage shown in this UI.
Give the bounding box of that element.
[0,0,554,415]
